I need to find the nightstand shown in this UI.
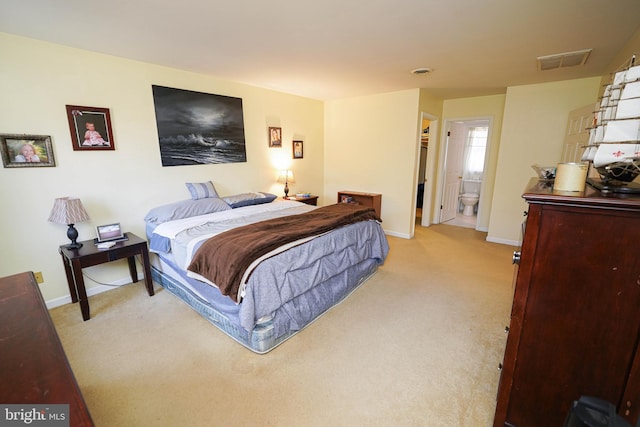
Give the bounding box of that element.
[58,232,154,320]
[284,195,318,206]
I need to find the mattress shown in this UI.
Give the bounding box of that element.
[150,253,380,353]
[146,200,389,353]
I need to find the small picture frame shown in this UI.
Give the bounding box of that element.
[293,140,304,159]
[268,126,282,147]
[66,105,115,151]
[0,134,56,168]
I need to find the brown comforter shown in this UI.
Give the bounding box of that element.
[187,203,380,302]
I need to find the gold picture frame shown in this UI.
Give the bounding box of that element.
[0,134,56,168]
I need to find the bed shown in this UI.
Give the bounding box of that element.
[144,188,389,353]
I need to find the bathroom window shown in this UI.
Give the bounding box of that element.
[463,126,488,180]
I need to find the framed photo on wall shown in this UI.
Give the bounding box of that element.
[268,126,282,147]
[0,134,56,168]
[293,140,303,159]
[65,105,115,151]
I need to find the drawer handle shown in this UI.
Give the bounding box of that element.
[504,326,510,333]
[498,363,503,371]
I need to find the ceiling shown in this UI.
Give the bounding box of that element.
[1,0,639,100]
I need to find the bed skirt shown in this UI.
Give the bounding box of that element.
[151,258,380,354]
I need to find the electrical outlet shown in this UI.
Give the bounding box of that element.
[34,272,44,283]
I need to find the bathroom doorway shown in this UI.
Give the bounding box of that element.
[438,118,491,229]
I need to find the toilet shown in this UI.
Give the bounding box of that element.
[460,193,479,216]
[460,180,481,216]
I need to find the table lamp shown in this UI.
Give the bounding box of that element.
[48,197,90,249]
[277,170,295,198]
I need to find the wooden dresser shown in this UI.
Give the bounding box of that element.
[0,272,93,426]
[494,179,640,427]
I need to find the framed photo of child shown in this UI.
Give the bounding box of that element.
[268,126,282,147]
[293,140,303,159]
[65,105,115,151]
[0,134,56,168]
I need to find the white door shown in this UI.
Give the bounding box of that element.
[441,122,465,222]
[562,103,594,163]
[563,103,599,179]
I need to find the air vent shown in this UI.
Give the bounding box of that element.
[411,67,434,75]
[536,49,592,71]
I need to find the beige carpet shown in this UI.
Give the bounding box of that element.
[50,224,515,426]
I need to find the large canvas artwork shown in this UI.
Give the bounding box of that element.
[152,85,247,166]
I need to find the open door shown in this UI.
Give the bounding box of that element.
[440,122,465,222]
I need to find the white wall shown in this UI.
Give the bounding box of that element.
[324,89,421,238]
[487,77,601,244]
[0,33,324,303]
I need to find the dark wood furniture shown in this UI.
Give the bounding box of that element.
[494,179,640,427]
[0,272,94,426]
[58,232,154,321]
[337,191,382,219]
[284,195,318,205]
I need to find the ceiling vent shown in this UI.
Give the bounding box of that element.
[410,67,433,75]
[536,49,592,71]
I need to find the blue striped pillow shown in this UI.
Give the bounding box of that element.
[185,181,219,200]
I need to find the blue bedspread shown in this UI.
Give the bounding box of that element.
[147,201,389,335]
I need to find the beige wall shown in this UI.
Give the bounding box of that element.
[600,27,640,88]
[441,94,506,231]
[487,77,601,244]
[0,33,324,304]
[3,29,637,305]
[324,89,421,238]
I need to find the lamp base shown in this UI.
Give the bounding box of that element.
[284,182,289,198]
[66,224,82,249]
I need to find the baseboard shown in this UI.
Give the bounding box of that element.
[384,229,411,239]
[45,274,143,310]
[486,235,520,246]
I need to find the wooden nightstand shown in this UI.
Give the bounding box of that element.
[284,195,318,206]
[58,232,154,320]
[337,191,382,219]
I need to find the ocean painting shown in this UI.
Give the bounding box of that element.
[152,85,247,166]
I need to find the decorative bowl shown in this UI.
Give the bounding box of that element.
[531,165,556,180]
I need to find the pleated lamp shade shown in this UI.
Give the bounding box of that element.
[48,197,90,249]
[48,197,90,225]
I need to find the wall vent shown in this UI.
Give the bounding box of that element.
[536,49,592,71]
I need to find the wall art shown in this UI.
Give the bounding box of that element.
[66,105,115,151]
[0,134,56,168]
[269,126,282,148]
[152,85,247,166]
[293,140,303,159]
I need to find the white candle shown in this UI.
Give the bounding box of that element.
[555,163,588,192]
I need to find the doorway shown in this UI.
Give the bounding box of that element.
[416,113,438,228]
[437,118,491,229]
